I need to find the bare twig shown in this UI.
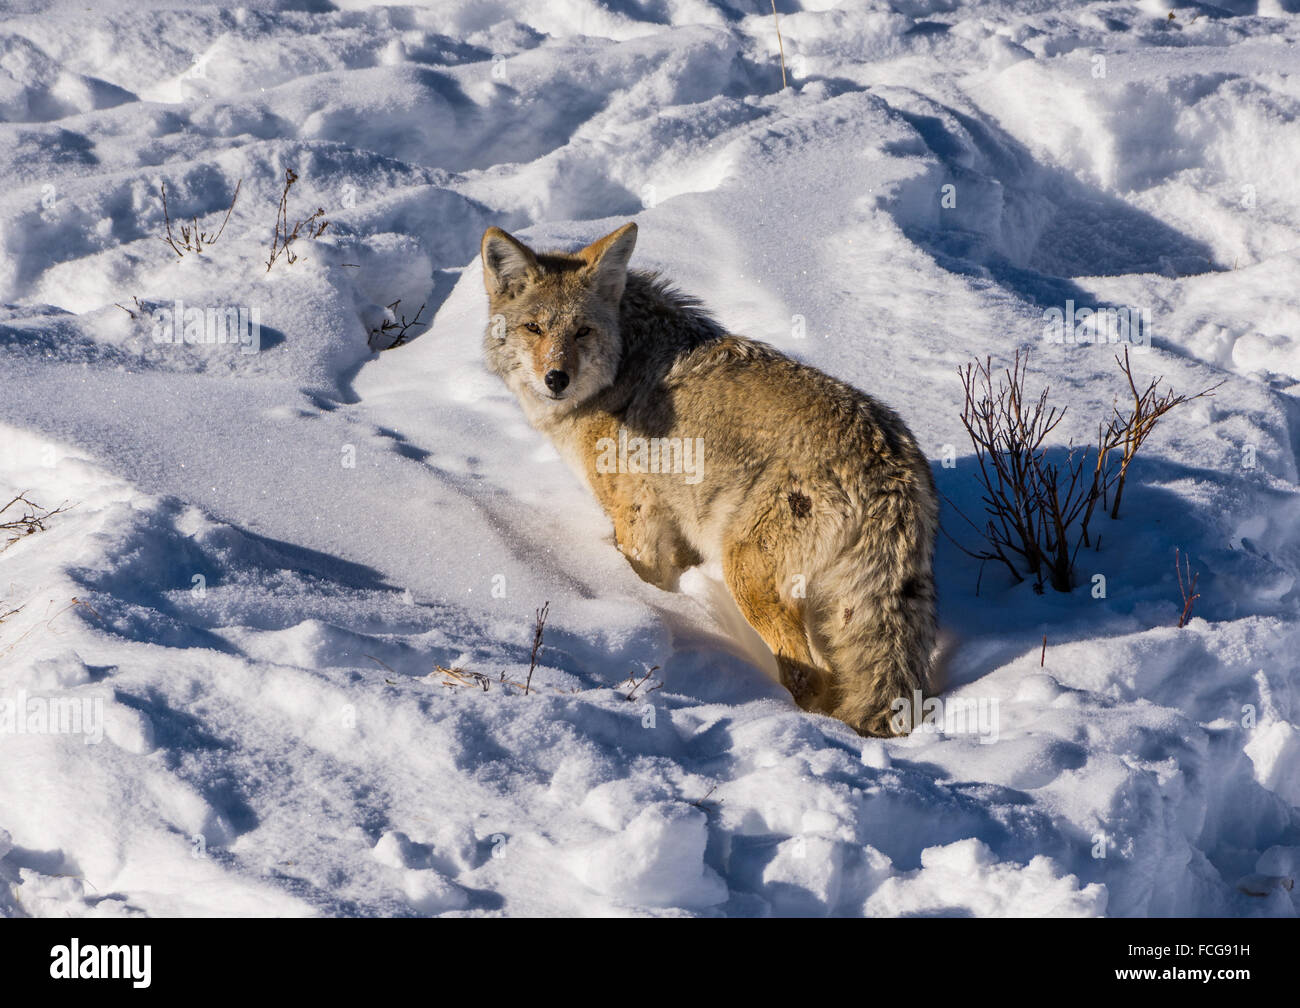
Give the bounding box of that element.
[114,295,144,320]
[0,596,96,662]
[1108,347,1223,520]
[208,178,241,244]
[160,181,184,257]
[49,596,101,631]
[1175,548,1200,628]
[50,873,98,893]
[436,665,494,692]
[524,602,549,696]
[622,665,662,701]
[770,1,788,89]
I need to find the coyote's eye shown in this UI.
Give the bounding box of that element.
[574,326,591,340]
[524,322,542,334]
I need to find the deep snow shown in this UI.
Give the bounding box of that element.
[0,0,1298,916]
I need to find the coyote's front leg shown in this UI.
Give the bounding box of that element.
[605,482,701,591]
[722,538,833,714]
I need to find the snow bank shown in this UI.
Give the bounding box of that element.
[0,0,1297,916]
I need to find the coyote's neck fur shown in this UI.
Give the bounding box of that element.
[577,270,725,419]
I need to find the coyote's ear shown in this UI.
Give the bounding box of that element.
[579,222,637,305]
[482,227,540,296]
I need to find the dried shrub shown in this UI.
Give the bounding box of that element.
[160,179,241,258]
[949,349,1220,592]
[265,169,328,271]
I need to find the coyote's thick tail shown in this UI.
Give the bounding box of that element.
[814,479,938,737]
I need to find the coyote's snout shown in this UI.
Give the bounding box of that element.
[480,222,938,737]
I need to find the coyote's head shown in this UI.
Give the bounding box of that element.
[480,222,636,414]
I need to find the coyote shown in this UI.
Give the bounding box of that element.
[480,222,937,736]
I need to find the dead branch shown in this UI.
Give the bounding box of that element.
[1,493,73,551]
[114,295,144,320]
[769,1,787,88]
[524,601,549,696]
[622,665,662,701]
[1175,548,1200,628]
[436,665,494,692]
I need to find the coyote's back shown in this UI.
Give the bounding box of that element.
[480,222,937,736]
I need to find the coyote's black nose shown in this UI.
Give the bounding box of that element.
[545,370,569,394]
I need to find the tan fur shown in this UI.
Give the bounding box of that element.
[480,222,938,736]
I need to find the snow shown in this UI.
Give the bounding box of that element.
[0,0,1298,917]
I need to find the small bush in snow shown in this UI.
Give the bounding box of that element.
[159,178,241,258]
[951,350,1219,593]
[265,168,329,272]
